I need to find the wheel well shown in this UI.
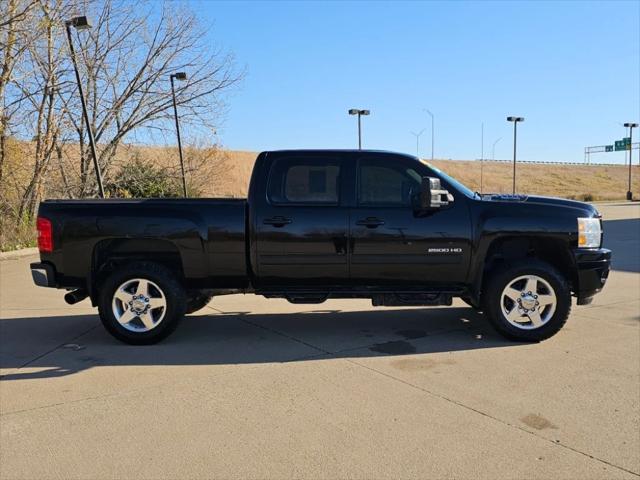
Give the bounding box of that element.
[91,239,184,303]
[482,237,576,298]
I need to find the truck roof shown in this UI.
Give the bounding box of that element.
[262,149,417,158]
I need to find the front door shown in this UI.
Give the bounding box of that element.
[349,156,472,287]
[255,155,349,286]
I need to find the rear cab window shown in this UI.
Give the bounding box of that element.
[267,157,341,205]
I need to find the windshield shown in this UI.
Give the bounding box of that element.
[419,160,477,199]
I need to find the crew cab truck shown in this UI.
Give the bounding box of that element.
[31,150,611,345]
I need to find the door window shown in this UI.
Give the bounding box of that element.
[358,159,421,206]
[268,158,341,204]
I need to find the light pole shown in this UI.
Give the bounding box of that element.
[170,72,188,197]
[348,109,370,150]
[507,116,524,194]
[480,122,484,161]
[479,123,484,194]
[410,129,426,157]
[624,122,638,200]
[65,16,104,198]
[423,108,434,160]
[492,137,502,160]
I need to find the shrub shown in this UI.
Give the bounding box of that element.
[105,158,184,198]
[581,193,594,202]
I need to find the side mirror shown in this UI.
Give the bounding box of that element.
[421,177,453,209]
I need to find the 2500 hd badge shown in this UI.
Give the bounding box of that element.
[428,247,463,254]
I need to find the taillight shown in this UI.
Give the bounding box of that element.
[37,217,53,253]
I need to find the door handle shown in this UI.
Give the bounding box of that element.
[356,217,385,228]
[263,216,292,227]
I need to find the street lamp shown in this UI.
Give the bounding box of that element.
[423,108,434,160]
[492,137,502,160]
[170,72,188,197]
[481,136,502,194]
[507,116,524,194]
[348,109,370,150]
[623,122,638,200]
[410,129,426,157]
[65,16,105,198]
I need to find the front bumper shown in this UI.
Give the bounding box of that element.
[572,248,611,305]
[30,262,57,288]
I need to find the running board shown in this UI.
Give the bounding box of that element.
[285,294,329,304]
[371,293,452,307]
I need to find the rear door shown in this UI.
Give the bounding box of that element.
[254,154,349,286]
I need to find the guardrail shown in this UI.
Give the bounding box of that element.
[470,158,639,166]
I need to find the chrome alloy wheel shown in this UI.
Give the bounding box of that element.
[111,278,167,332]
[500,275,557,330]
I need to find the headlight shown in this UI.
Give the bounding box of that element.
[577,217,601,248]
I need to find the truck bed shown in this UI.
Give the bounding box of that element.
[38,198,249,290]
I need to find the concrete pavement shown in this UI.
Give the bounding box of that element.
[1,203,639,479]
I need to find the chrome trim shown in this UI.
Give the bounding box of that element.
[111,278,167,333]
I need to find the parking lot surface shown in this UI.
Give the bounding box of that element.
[1,203,639,479]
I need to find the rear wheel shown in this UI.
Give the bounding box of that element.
[484,260,571,342]
[98,262,186,344]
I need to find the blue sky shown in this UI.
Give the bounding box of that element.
[193,0,639,163]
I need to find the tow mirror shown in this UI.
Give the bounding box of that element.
[421,177,453,209]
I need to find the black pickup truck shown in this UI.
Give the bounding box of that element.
[31,150,611,344]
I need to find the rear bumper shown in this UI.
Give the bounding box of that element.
[572,248,611,305]
[30,262,57,288]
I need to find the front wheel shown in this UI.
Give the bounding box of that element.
[98,262,186,345]
[483,260,571,342]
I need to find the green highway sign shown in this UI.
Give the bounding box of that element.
[615,137,631,151]
[605,137,631,152]
[605,145,613,152]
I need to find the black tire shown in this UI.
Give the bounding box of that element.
[98,262,186,345]
[483,259,571,342]
[185,292,214,314]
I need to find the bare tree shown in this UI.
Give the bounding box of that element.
[0,0,38,183]
[62,0,242,196]
[14,0,75,219]
[1,0,242,244]
[0,0,37,29]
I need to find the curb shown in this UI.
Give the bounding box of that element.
[0,247,38,261]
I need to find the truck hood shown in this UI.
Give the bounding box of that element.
[482,194,599,217]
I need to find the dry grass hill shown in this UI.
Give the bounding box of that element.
[2,143,638,251]
[216,151,639,201]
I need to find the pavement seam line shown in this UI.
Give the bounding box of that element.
[222,312,639,477]
[0,365,261,417]
[201,313,640,476]
[345,357,640,478]
[237,316,331,355]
